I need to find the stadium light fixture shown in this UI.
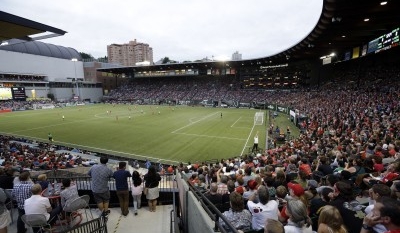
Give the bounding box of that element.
[380,2,387,5]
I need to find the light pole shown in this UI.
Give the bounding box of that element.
[71,58,79,101]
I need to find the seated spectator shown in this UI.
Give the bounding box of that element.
[283,200,313,233]
[279,181,307,223]
[361,196,400,233]
[310,187,332,231]
[317,205,347,233]
[390,181,400,201]
[60,178,79,210]
[218,191,252,232]
[364,184,391,233]
[204,182,223,207]
[363,162,399,187]
[264,219,284,233]
[328,181,364,233]
[247,186,279,231]
[243,180,258,200]
[24,184,62,232]
[275,185,288,208]
[36,174,49,191]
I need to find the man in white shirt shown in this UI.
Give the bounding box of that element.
[24,184,61,232]
[252,132,259,152]
[247,186,279,231]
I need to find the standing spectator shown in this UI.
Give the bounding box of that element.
[113,162,132,217]
[317,205,347,233]
[218,191,252,232]
[88,156,113,216]
[12,171,33,233]
[131,171,143,216]
[24,184,62,232]
[143,166,161,212]
[283,200,313,233]
[252,132,259,152]
[0,187,11,233]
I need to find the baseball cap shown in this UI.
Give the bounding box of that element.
[288,182,305,196]
[248,180,258,190]
[307,180,318,189]
[236,186,245,194]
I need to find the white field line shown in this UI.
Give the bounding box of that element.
[240,123,256,156]
[172,132,245,141]
[171,112,219,133]
[230,117,242,127]
[0,132,181,164]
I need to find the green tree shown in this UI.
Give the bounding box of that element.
[162,57,170,64]
[79,52,94,59]
[47,93,54,100]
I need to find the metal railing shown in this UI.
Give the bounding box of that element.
[187,182,240,233]
[58,215,107,233]
[42,172,177,207]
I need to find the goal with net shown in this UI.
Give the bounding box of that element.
[254,112,264,125]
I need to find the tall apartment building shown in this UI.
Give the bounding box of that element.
[232,51,242,61]
[107,39,153,66]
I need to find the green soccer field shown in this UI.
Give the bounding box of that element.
[0,104,275,164]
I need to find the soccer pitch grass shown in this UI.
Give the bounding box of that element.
[0,104,274,164]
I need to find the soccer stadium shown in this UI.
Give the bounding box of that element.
[1,1,400,233]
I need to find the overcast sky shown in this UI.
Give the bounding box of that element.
[2,0,322,62]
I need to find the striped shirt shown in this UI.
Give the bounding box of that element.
[12,181,34,209]
[88,164,113,193]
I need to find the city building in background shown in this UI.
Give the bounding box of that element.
[231,51,242,61]
[107,39,153,66]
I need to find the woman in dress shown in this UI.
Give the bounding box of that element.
[131,171,143,216]
[143,166,161,212]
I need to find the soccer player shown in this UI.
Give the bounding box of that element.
[48,133,53,142]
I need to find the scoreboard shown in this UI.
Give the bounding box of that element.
[368,27,399,54]
[11,87,26,100]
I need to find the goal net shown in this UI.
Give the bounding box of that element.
[254,112,264,125]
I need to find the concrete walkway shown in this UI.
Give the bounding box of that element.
[8,205,172,233]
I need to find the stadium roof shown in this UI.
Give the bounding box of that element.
[99,0,400,74]
[0,10,66,42]
[0,39,82,61]
[0,11,82,60]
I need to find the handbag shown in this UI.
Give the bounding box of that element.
[143,187,149,195]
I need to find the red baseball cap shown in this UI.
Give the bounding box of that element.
[288,182,305,196]
[236,186,245,194]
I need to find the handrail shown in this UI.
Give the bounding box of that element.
[187,181,240,233]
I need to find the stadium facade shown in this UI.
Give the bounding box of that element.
[0,39,103,102]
